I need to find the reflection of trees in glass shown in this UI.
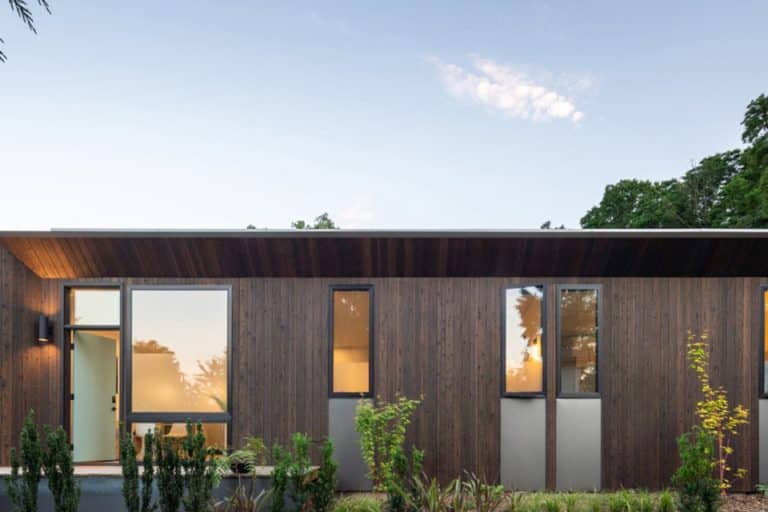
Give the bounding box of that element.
[133,339,226,412]
[515,290,542,363]
[193,352,227,412]
[560,290,598,392]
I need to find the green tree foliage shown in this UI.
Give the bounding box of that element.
[581,94,768,228]
[182,421,218,512]
[6,410,44,512]
[291,213,338,229]
[2,0,51,62]
[141,430,158,512]
[42,425,80,512]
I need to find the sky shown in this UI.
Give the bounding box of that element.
[1,1,767,230]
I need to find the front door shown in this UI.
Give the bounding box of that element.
[72,331,118,462]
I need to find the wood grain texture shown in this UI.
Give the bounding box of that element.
[4,235,768,278]
[0,250,763,490]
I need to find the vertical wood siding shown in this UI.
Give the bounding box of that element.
[0,254,763,490]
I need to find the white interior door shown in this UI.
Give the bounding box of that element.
[72,331,118,462]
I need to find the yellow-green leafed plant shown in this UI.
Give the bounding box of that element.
[354,394,421,491]
[332,495,382,512]
[687,330,750,494]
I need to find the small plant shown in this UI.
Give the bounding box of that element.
[270,443,290,512]
[354,394,422,491]
[462,471,505,512]
[607,492,629,512]
[542,497,563,512]
[42,425,80,512]
[288,433,312,510]
[757,483,768,496]
[563,494,578,512]
[182,421,217,512]
[635,491,653,512]
[332,495,383,512]
[671,427,721,512]
[120,430,141,512]
[6,410,44,512]
[141,430,157,512]
[156,434,184,512]
[658,489,676,512]
[386,443,424,511]
[411,472,450,512]
[310,438,338,512]
[687,331,750,494]
[231,436,269,474]
[587,494,603,512]
[213,485,272,512]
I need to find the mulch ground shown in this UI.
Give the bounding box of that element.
[723,494,768,511]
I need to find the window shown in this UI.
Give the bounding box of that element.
[330,286,373,396]
[68,288,120,326]
[502,286,545,395]
[763,288,768,396]
[558,286,600,396]
[131,423,227,457]
[128,287,231,422]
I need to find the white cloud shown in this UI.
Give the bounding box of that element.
[339,202,375,228]
[430,57,585,123]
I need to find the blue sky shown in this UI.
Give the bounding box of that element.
[1,1,766,229]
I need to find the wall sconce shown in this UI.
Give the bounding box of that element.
[37,315,52,343]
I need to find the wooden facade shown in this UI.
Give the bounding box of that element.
[0,232,766,491]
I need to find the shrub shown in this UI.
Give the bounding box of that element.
[156,434,184,512]
[671,427,721,512]
[6,410,44,512]
[182,421,217,512]
[462,471,505,512]
[141,430,157,512]
[213,483,271,512]
[310,438,338,512]
[269,443,290,512]
[42,425,80,512]
[288,433,312,510]
[332,495,382,512]
[542,497,563,512]
[686,331,749,494]
[120,430,140,512]
[354,395,421,491]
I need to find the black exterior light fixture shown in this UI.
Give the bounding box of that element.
[37,315,51,343]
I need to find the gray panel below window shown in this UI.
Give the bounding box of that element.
[500,398,546,490]
[760,400,768,483]
[329,398,372,491]
[556,398,601,490]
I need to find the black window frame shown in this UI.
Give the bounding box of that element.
[500,284,547,398]
[760,286,768,398]
[556,284,601,398]
[328,284,374,398]
[125,284,233,443]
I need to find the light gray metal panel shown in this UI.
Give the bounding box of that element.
[760,400,768,483]
[329,398,372,491]
[556,398,601,490]
[500,398,546,490]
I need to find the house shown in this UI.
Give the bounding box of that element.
[0,228,767,492]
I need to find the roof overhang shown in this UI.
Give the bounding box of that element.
[1,229,768,278]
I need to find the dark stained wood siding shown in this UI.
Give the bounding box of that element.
[0,260,763,490]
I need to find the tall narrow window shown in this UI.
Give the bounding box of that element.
[330,286,373,396]
[558,286,599,395]
[503,286,544,395]
[763,288,768,395]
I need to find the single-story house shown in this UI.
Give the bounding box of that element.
[0,228,767,492]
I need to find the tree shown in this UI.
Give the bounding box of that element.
[291,212,338,229]
[2,0,51,63]
[581,94,768,228]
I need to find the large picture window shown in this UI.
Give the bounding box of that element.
[330,286,373,397]
[558,285,600,396]
[502,286,545,395]
[128,287,231,420]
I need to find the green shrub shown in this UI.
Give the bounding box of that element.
[332,495,382,512]
[120,430,140,512]
[141,430,157,512]
[43,425,80,512]
[542,497,563,512]
[269,443,290,512]
[671,427,720,512]
[635,491,653,512]
[606,492,630,512]
[6,410,44,512]
[462,471,505,512]
[288,433,312,510]
[182,421,217,512]
[310,438,338,512]
[156,434,184,512]
[354,395,421,492]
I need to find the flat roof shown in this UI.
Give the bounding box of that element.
[2,229,768,278]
